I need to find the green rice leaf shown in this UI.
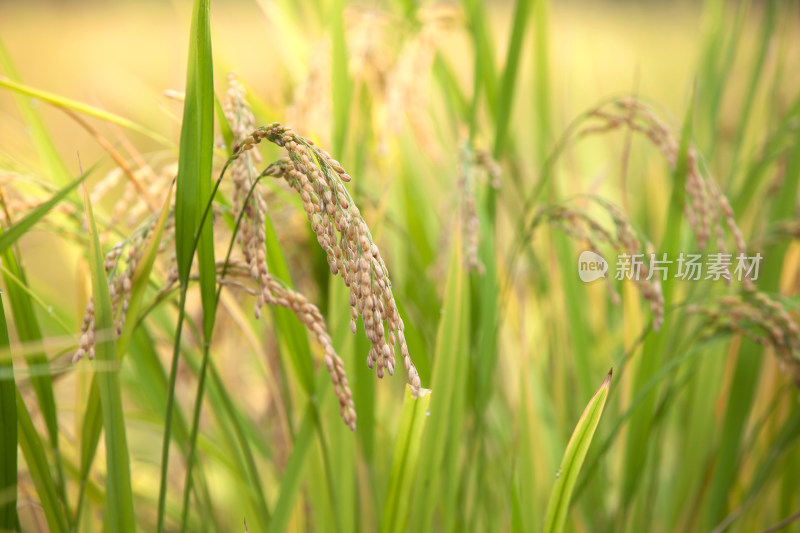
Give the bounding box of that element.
[412,231,469,531]
[544,369,612,533]
[0,38,71,186]
[0,172,87,256]
[16,389,68,533]
[174,0,215,303]
[160,0,215,529]
[494,0,532,157]
[622,91,694,507]
[0,245,69,523]
[703,78,800,529]
[0,76,173,147]
[74,379,103,526]
[0,246,58,446]
[74,185,171,525]
[380,386,432,533]
[0,293,18,531]
[83,186,136,533]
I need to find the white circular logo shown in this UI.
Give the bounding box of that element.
[578,251,608,282]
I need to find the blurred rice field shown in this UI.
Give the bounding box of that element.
[1,0,800,532]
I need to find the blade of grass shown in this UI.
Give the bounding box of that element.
[575,332,724,501]
[0,293,17,531]
[701,0,750,155]
[83,186,136,533]
[493,0,532,159]
[731,92,800,215]
[473,0,532,415]
[1,245,70,527]
[173,0,215,330]
[73,183,172,526]
[74,188,171,528]
[463,0,497,116]
[442,263,472,533]
[433,54,470,124]
[16,389,68,533]
[710,409,800,533]
[0,249,56,435]
[160,0,215,529]
[269,373,332,533]
[544,369,612,533]
[621,89,693,510]
[0,172,87,256]
[703,90,800,530]
[725,1,776,187]
[324,281,357,533]
[74,379,103,528]
[0,263,71,335]
[664,338,727,530]
[464,178,501,533]
[0,38,71,186]
[465,19,532,519]
[411,231,469,532]
[380,386,432,533]
[0,76,173,147]
[532,0,552,162]
[463,0,532,512]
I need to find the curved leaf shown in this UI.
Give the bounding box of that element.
[544,369,612,533]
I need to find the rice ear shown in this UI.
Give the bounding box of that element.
[232,122,421,393]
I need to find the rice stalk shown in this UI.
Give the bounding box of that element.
[579,98,748,272]
[230,123,422,393]
[687,292,800,384]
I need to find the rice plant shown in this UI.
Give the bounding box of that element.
[1,0,799,532]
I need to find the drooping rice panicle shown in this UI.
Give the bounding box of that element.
[580,98,749,286]
[688,292,800,385]
[231,123,421,392]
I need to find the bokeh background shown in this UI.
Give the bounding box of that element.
[1,0,799,532]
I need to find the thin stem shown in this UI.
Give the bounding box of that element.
[180,165,275,532]
[156,158,233,533]
[156,288,187,533]
[761,509,800,533]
